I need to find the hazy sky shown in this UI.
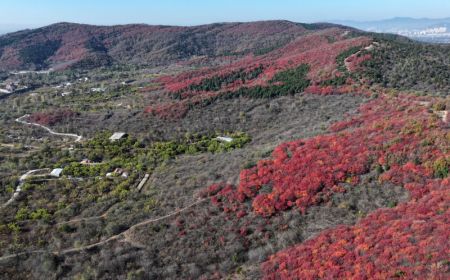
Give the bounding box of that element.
[0,0,449,27]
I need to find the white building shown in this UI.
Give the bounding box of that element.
[50,168,64,177]
[216,136,234,143]
[109,132,127,142]
[91,87,106,93]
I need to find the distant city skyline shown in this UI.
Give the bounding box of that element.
[0,0,449,29]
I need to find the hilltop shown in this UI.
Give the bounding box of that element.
[0,20,448,93]
[0,21,340,71]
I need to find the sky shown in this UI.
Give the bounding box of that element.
[0,0,449,28]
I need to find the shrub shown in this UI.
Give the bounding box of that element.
[7,222,20,234]
[58,224,76,233]
[432,102,447,111]
[15,207,29,221]
[432,157,449,178]
[30,208,51,221]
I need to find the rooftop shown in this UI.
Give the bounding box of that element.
[216,136,234,143]
[110,132,127,141]
[50,168,63,177]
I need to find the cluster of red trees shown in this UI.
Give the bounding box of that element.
[265,33,370,83]
[261,96,449,278]
[145,30,372,119]
[144,91,219,119]
[28,109,77,126]
[262,179,449,279]
[346,52,372,72]
[235,133,371,216]
[144,101,190,119]
[304,82,374,96]
[201,93,449,278]
[155,56,261,94]
[304,85,336,95]
[164,33,370,93]
[209,95,447,217]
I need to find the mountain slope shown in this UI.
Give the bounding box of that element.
[0,20,448,280]
[363,35,450,92]
[2,21,448,94]
[0,21,336,70]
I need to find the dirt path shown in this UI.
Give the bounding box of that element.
[59,197,209,254]
[0,169,49,209]
[15,114,83,142]
[344,43,376,72]
[0,197,210,261]
[0,143,15,148]
[55,213,107,226]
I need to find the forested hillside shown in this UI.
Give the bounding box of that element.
[0,21,448,279]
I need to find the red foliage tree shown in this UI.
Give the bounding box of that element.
[28,109,78,126]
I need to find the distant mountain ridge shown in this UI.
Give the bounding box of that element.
[0,24,37,36]
[334,17,450,43]
[0,21,348,71]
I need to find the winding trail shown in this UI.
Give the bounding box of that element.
[2,114,83,209]
[344,43,376,72]
[15,115,83,142]
[0,197,210,261]
[59,197,209,254]
[0,169,49,209]
[2,115,211,260]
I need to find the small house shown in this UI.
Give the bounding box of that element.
[216,136,234,143]
[91,87,106,93]
[106,168,127,178]
[50,168,63,177]
[109,132,127,142]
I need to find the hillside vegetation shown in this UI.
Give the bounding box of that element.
[363,35,450,93]
[0,21,448,280]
